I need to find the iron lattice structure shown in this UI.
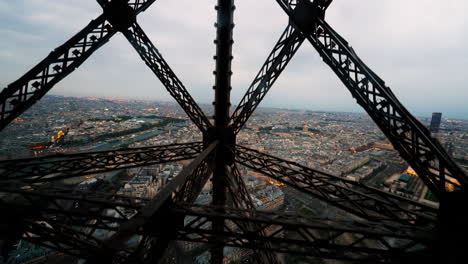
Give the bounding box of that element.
[0,0,467,263]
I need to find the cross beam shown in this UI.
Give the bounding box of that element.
[272,0,467,197]
[174,204,433,262]
[0,0,211,133]
[1,0,465,263]
[0,142,203,183]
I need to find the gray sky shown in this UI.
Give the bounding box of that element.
[1,0,467,119]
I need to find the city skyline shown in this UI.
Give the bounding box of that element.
[0,0,467,120]
[1,1,466,263]
[42,94,468,121]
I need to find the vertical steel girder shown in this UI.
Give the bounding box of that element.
[275,0,467,197]
[123,23,212,133]
[229,24,305,134]
[0,15,115,131]
[210,0,236,262]
[0,142,203,183]
[0,0,212,134]
[1,0,463,263]
[235,145,437,226]
[173,204,432,263]
[130,160,214,264]
[100,0,158,13]
[0,0,159,131]
[174,160,212,204]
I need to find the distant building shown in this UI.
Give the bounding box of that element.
[430,112,442,133]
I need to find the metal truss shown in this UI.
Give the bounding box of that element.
[0,0,211,134]
[174,204,432,263]
[225,165,280,264]
[87,141,217,263]
[235,145,438,227]
[0,14,115,131]
[0,142,203,183]
[0,142,216,262]
[273,0,467,197]
[0,186,147,259]
[1,0,466,263]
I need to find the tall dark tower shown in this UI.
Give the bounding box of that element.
[430,112,442,133]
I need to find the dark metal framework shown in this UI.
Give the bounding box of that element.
[0,0,466,263]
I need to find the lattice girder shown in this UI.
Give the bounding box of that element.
[0,142,203,183]
[274,0,467,197]
[174,204,433,262]
[1,0,466,263]
[235,145,437,226]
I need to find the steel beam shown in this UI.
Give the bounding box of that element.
[235,145,438,226]
[0,186,147,260]
[1,1,461,263]
[99,0,159,13]
[88,141,217,263]
[0,0,162,131]
[129,160,214,264]
[174,204,433,262]
[275,0,467,197]
[276,0,334,14]
[123,23,212,133]
[226,165,280,264]
[210,1,236,263]
[0,142,203,183]
[0,15,115,131]
[229,24,305,134]
[0,186,147,227]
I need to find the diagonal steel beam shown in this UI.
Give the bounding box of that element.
[0,142,203,183]
[129,160,214,264]
[275,0,467,197]
[225,164,280,264]
[0,186,148,260]
[174,160,212,204]
[13,221,103,259]
[235,145,438,227]
[113,161,213,264]
[0,0,162,132]
[0,14,115,131]
[87,141,217,263]
[210,1,237,263]
[226,164,256,211]
[229,0,335,134]
[174,204,433,262]
[123,23,212,133]
[229,24,305,134]
[112,0,159,13]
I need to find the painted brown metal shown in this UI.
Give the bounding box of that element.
[1,0,465,263]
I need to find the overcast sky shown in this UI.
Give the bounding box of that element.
[0,0,467,119]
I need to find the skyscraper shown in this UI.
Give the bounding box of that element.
[430,112,442,133]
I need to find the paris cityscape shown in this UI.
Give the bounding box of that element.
[1,0,468,262]
[0,95,466,263]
